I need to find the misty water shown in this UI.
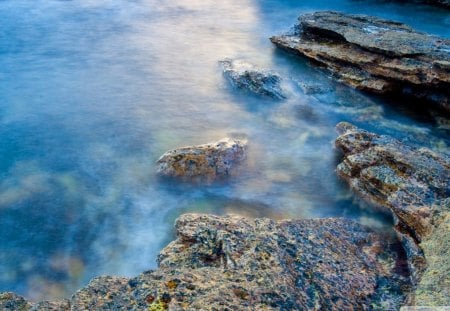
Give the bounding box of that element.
[0,0,449,301]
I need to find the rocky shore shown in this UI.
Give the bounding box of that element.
[271,11,450,112]
[1,9,449,311]
[1,214,409,310]
[335,122,449,306]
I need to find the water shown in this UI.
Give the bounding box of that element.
[0,0,448,301]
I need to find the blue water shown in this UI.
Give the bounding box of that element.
[0,0,448,300]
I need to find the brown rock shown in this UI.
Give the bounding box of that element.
[0,213,409,310]
[156,138,247,183]
[335,122,450,305]
[271,11,450,112]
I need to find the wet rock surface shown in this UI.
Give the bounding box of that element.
[271,11,450,112]
[1,213,409,310]
[220,59,287,99]
[335,122,450,305]
[156,138,247,183]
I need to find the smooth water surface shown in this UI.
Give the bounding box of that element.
[0,0,449,300]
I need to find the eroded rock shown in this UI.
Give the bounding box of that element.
[2,213,409,310]
[335,122,450,305]
[156,138,247,183]
[271,11,450,112]
[220,59,287,99]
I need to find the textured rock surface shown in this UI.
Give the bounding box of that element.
[271,11,450,112]
[156,138,247,183]
[0,213,409,310]
[220,59,286,99]
[335,122,450,305]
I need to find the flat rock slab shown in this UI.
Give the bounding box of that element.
[220,59,286,99]
[1,213,409,310]
[156,138,247,183]
[335,122,450,304]
[271,11,450,112]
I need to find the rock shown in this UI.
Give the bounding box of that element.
[31,300,70,311]
[156,138,247,183]
[0,292,32,311]
[0,213,409,310]
[335,122,450,305]
[271,11,450,112]
[220,59,287,99]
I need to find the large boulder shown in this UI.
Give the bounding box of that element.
[271,11,450,112]
[2,213,409,310]
[335,122,450,305]
[156,138,247,183]
[220,59,287,99]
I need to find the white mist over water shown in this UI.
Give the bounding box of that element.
[0,0,448,300]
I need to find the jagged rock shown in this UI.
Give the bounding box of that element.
[220,59,287,99]
[156,138,247,183]
[335,122,450,305]
[0,292,32,311]
[0,213,409,310]
[271,11,450,112]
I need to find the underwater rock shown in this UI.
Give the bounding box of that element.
[220,59,287,99]
[335,122,450,305]
[2,213,409,310]
[271,11,450,112]
[156,138,247,183]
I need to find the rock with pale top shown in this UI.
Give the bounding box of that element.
[157,138,247,182]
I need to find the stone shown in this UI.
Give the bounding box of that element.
[220,59,287,99]
[271,11,450,112]
[0,292,32,311]
[156,138,247,183]
[0,213,409,310]
[335,122,450,305]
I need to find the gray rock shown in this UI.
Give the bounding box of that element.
[0,292,32,311]
[220,59,287,99]
[271,11,450,112]
[156,138,247,183]
[0,213,409,310]
[335,122,450,305]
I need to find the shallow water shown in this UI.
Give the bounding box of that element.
[0,0,448,300]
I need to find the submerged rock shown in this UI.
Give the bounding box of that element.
[156,138,247,183]
[220,59,287,99]
[3,213,409,310]
[271,11,450,112]
[335,122,450,305]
